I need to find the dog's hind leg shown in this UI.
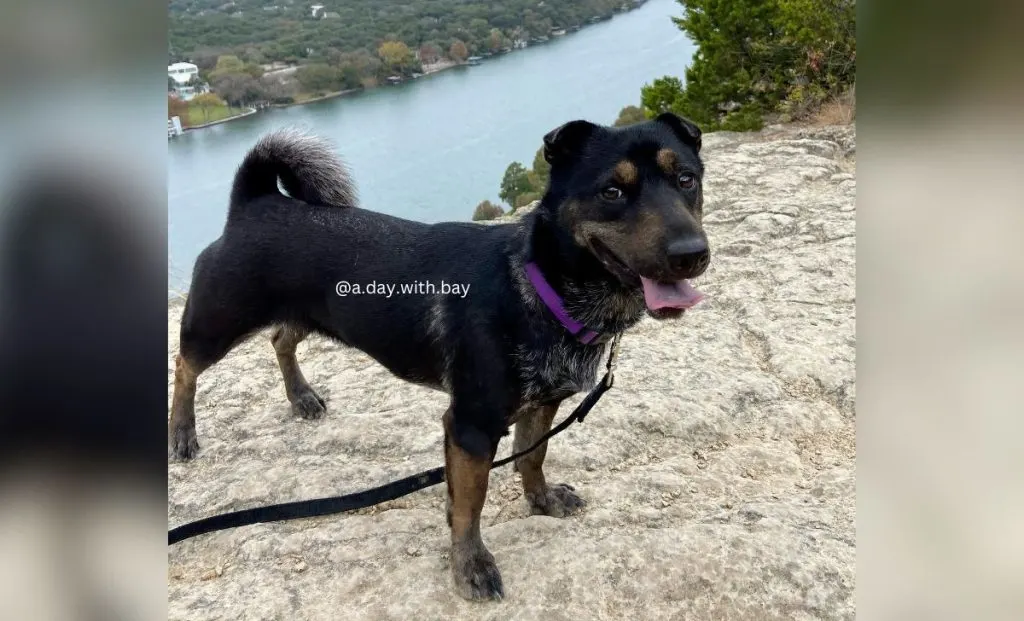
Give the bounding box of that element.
[169,327,242,461]
[169,353,205,460]
[514,402,586,517]
[169,284,265,460]
[270,325,326,420]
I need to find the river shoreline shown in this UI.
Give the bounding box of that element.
[183,9,634,130]
[184,61,465,130]
[272,59,462,108]
[184,106,258,130]
[272,88,362,109]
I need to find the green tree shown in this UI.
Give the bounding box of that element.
[340,49,383,81]
[640,77,686,117]
[614,105,647,126]
[212,73,265,107]
[774,0,856,118]
[191,92,225,121]
[210,55,245,81]
[338,65,363,90]
[296,64,340,94]
[499,162,532,210]
[190,49,220,72]
[260,75,299,104]
[242,46,264,65]
[656,0,855,130]
[472,200,505,221]
[530,147,550,192]
[243,63,264,79]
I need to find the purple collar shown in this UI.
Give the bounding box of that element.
[524,261,600,345]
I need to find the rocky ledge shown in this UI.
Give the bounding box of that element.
[168,123,856,621]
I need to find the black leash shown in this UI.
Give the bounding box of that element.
[169,334,622,545]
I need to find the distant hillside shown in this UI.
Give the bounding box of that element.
[170,0,634,68]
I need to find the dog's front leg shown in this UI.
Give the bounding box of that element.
[443,407,503,601]
[514,402,586,517]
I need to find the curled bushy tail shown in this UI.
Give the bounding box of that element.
[229,128,357,216]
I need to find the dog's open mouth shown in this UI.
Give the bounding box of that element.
[640,278,704,311]
[590,238,706,318]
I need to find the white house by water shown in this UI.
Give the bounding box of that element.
[168,61,201,101]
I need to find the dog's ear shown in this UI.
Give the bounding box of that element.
[543,120,598,165]
[655,112,702,153]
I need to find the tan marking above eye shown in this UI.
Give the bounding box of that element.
[612,160,638,186]
[656,148,678,175]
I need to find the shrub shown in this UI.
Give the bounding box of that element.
[720,104,765,131]
[472,200,505,221]
[514,192,541,211]
[811,85,856,125]
[614,105,647,127]
[168,95,189,123]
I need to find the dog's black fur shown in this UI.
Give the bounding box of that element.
[170,114,709,600]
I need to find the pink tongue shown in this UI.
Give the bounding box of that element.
[640,277,706,310]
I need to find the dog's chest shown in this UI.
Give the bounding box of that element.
[516,340,606,403]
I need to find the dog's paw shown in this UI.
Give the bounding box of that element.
[451,545,504,601]
[292,389,327,420]
[169,427,200,461]
[526,483,586,517]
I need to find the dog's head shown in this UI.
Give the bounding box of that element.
[542,112,709,320]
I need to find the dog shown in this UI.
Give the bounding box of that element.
[169,112,710,600]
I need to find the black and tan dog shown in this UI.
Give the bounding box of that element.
[170,113,710,600]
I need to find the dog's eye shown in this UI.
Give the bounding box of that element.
[678,173,696,189]
[600,186,624,201]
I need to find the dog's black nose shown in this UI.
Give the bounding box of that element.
[666,236,710,276]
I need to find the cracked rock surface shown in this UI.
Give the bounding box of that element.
[168,123,855,621]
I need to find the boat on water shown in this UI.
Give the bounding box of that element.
[466,56,483,65]
[551,28,567,36]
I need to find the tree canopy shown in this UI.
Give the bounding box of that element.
[170,0,625,69]
[498,162,533,210]
[640,0,856,130]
